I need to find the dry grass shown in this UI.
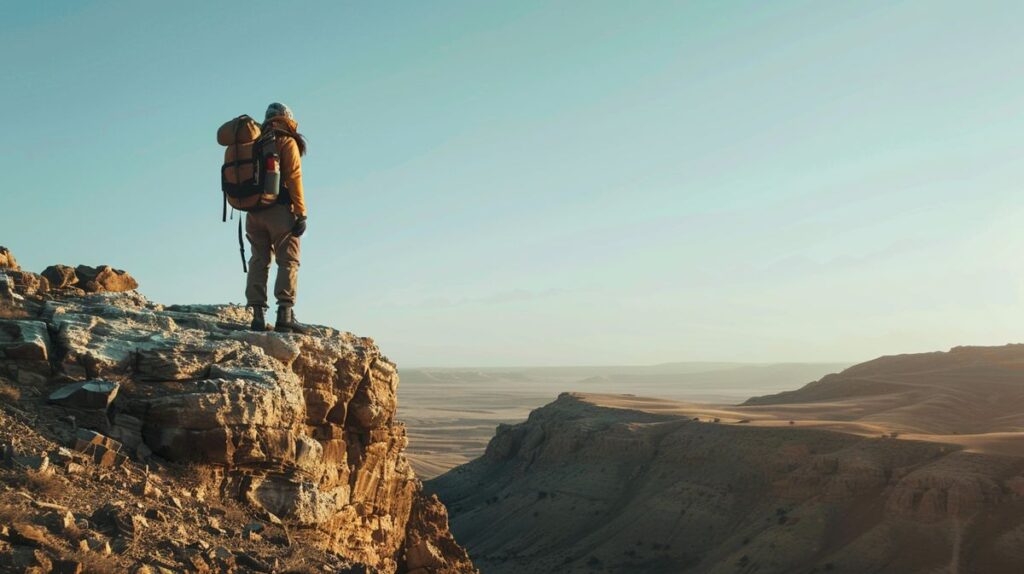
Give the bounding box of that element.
[280,566,320,574]
[69,550,121,574]
[0,501,29,524]
[0,381,21,404]
[17,468,64,499]
[223,506,248,523]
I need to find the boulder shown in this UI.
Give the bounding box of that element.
[74,265,138,293]
[73,429,127,467]
[0,246,19,270]
[0,320,50,361]
[6,271,49,296]
[41,265,78,289]
[0,270,17,300]
[48,380,119,410]
[0,320,51,385]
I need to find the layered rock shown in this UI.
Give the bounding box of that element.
[0,248,474,573]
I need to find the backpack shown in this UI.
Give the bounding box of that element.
[217,114,282,272]
[217,115,280,215]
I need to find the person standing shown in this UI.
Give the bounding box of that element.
[245,102,308,333]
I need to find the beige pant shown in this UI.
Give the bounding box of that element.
[245,204,300,308]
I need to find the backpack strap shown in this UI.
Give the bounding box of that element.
[238,217,247,273]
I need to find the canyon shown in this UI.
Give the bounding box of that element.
[430,347,1024,573]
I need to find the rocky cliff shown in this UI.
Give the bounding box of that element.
[429,392,1024,574]
[0,247,475,573]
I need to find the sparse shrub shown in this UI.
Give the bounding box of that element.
[63,520,85,542]
[280,567,319,574]
[0,502,28,524]
[0,382,20,404]
[18,468,63,498]
[72,551,120,574]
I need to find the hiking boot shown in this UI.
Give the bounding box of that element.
[275,306,307,334]
[249,306,267,331]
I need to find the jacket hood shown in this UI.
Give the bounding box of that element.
[265,116,299,132]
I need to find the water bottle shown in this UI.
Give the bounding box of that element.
[262,151,281,201]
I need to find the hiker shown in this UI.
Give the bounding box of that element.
[244,102,308,333]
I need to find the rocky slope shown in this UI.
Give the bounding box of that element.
[430,383,1024,572]
[0,247,475,573]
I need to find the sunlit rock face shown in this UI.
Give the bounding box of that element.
[0,247,475,573]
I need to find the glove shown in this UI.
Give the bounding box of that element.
[292,215,307,238]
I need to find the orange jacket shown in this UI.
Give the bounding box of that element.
[265,116,306,216]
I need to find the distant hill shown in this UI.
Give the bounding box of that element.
[743,344,1024,435]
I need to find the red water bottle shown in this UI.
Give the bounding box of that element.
[263,152,280,200]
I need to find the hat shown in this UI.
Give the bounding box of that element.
[265,102,294,120]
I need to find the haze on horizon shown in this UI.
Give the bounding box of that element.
[3,1,1023,367]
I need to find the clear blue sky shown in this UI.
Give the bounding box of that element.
[3,1,1023,367]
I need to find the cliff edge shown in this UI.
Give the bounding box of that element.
[0,247,475,573]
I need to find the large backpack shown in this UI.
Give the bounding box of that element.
[217,115,280,215]
[217,115,281,271]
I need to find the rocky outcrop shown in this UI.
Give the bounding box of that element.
[72,265,138,293]
[0,249,139,299]
[40,265,77,290]
[0,247,474,573]
[883,452,1018,521]
[0,246,18,271]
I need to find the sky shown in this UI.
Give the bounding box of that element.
[2,1,1023,367]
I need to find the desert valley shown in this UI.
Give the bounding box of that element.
[429,346,1024,573]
